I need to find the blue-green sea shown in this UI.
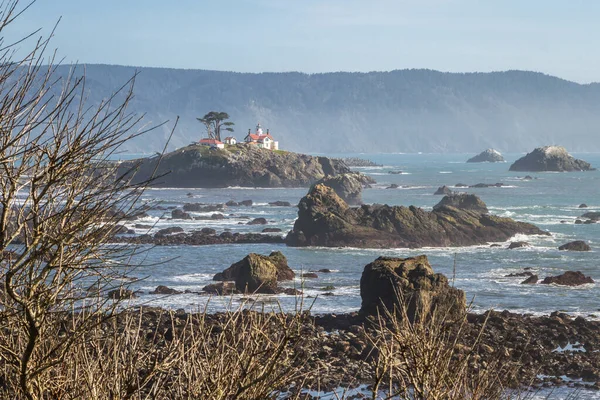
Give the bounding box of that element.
[122,152,600,319]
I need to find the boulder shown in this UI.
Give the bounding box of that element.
[200,227,216,235]
[262,227,282,233]
[226,200,239,206]
[107,288,136,300]
[155,226,184,236]
[247,217,267,225]
[432,193,489,214]
[150,285,182,295]
[386,184,399,189]
[434,185,453,195]
[301,273,319,279]
[541,271,594,286]
[470,183,504,188]
[467,149,505,163]
[202,282,237,295]
[505,271,534,277]
[508,241,530,249]
[240,200,253,207]
[359,255,466,322]
[210,213,225,220]
[269,201,292,207]
[314,172,374,205]
[213,251,295,292]
[521,275,538,284]
[286,184,548,248]
[581,212,600,221]
[455,183,469,188]
[171,209,192,220]
[509,146,594,172]
[183,203,224,212]
[579,204,588,208]
[558,241,591,251]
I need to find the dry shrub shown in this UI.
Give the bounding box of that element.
[0,301,312,399]
[365,300,524,400]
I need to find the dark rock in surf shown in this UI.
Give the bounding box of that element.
[171,209,192,220]
[155,227,184,236]
[505,271,534,278]
[558,241,591,251]
[150,285,182,295]
[247,217,267,225]
[521,275,538,284]
[541,271,594,286]
[508,241,530,249]
[269,201,292,207]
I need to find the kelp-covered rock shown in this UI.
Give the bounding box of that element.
[286,184,547,248]
[467,149,505,163]
[117,144,352,188]
[509,146,594,172]
[315,172,375,205]
[359,255,466,322]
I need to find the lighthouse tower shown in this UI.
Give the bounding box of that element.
[256,123,263,135]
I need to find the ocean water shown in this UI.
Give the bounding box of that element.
[121,152,600,319]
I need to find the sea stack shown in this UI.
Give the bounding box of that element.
[509,146,594,172]
[467,149,505,163]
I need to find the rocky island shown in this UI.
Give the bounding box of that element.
[467,148,505,163]
[509,146,594,172]
[286,186,548,248]
[118,143,353,188]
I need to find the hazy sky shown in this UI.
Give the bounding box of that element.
[8,0,600,83]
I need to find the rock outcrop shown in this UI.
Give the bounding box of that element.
[558,241,591,251]
[432,193,488,214]
[117,144,353,188]
[315,172,375,205]
[213,251,295,294]
[286,184,547,248]
[467,149,505,163]
[359,255,466,322]
[434,185,453,195]
[540,271,594,286]
[509,146,594,172]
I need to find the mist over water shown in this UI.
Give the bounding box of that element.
[122,152,600,319]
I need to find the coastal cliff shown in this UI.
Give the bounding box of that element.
[119,144,351,188]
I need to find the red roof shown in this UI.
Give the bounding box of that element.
[224,136,236,140]
[246,133,273,142]
[246,134,260,141]
[199,138,223,145]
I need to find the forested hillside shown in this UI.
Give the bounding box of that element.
[57,64,600,154]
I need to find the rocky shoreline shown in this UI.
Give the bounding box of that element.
[124,305,600,393]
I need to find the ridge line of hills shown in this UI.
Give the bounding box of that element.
[52,64,600,154]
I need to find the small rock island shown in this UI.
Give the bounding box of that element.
[286,185,548,248]
[509,146,594,172]
[467,149,505,163]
